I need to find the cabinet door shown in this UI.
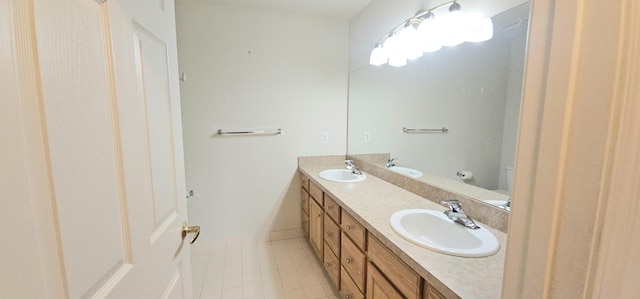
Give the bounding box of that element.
[423,284,447,299]
[367,262,404,299]
[368,234,421,299]
[309,199,324,259]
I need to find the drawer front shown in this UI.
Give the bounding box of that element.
[301,172,310,191]
[301,189,309,215]
[324,215,341,256]
[323,243,340,288]
[340,266,365,299]
[368,234,421,299]
[324,194,341,223]
[341,211,366,250]
[341,232,366,293]
[309,181,323,205]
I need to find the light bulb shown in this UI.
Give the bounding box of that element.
[465,15,494,42]
[416,13,442,52]
[439,2,466,47]
[383,33,407,67]
[398,22,423,60]
[369,42,388,66]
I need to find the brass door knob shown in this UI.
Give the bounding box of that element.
[182,222,200,244]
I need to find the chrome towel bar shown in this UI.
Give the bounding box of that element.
[403,127,449,133]
[216,128,282,136]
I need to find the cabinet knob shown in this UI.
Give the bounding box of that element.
[326,232,332,237]
[327,205,333,210]
[317,213,322,217]
[345,295,352,299]
[326,262,331,267]
[345,257,352,264]
[346,225,352,230]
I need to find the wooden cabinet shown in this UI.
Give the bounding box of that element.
[299,171,454,299]
[367,262,404,299]
[309,198,324,259]
[368,233,422,299]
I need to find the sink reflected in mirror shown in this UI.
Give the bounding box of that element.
[390,209,500,257]
[319,169,367,183]
[388,166,423,178]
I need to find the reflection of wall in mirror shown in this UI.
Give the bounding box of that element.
[347,4,528,191]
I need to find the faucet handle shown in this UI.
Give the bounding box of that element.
[440,199,462,212]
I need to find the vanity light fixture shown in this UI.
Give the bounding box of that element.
[368,1,494,67]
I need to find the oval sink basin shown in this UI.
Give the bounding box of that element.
[388,166,423,178]
[484,199,510,211]
[319,169,367,183]
[390,209,499,257]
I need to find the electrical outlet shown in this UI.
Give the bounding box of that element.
[364,131,371,142]
[321,132,328,143]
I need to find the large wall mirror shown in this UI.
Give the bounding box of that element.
[347,2,530,211]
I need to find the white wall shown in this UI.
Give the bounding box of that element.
[176,1,349,245]
[498,30,528,191]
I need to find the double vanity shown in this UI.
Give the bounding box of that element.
[298,156,507,299]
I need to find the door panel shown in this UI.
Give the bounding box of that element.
[132,23,179,235]
[33,0,130,297]
[5,0,194,297]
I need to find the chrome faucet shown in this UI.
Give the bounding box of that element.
[440,199,481,230]
[344,160,363,175]
[385,158,397,168]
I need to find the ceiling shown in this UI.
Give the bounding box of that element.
[202,0,373,20]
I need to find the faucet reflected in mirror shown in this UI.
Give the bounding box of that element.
[347,2,530,214]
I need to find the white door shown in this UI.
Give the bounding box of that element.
[1,0,195,298]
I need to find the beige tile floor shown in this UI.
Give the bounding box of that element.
[191,237,341,299]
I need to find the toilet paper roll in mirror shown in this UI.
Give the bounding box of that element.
[456,170,473,180]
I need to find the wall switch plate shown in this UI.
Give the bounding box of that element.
[364,131,371,142]
[321,132,328,143]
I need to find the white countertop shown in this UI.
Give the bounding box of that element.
[299,161,507,299]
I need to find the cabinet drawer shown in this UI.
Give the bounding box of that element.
[301,189,309,215]
[309,181,323,205]
[340,266,364,299]
[341,211,366,250]
[301,172,310,191]
[341,232,366,293]
[324,194,341,223]
[323,243,340,288]
[368,234,421,299]
[324,215,340,256]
